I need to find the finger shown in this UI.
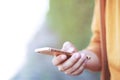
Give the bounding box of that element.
[58,52,80,71]
[52,55,67,66]
[71,61,86,76]
[65,53,87,74]
[61,41,77,53]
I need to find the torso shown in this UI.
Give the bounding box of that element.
[106,0,120,80]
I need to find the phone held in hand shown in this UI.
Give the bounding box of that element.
[35,47,72,57]
[35,47,91,59]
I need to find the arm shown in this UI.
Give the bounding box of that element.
[52,0,101,75]
[85,0,101,71]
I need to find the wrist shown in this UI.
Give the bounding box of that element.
[80,49,101,71]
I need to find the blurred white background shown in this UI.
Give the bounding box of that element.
[0,0,49,80]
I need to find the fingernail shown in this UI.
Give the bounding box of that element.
[63,41,70,47]
[64,41,70,45]
[58,67,64,71]
[58,67,61,71]
[68,47,74,52]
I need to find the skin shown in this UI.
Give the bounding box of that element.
[52,41,101,76]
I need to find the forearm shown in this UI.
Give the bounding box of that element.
[81,50,101,71]
[83,0,101,72]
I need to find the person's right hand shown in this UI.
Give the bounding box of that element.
[52,42,89,76]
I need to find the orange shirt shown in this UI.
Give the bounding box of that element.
[87,0,120,80]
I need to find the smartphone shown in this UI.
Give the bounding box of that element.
[35,47,91,59]
[35,47,72,57]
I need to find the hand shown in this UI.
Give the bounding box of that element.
[52,41,89,76]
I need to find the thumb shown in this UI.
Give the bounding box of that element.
[61,41,78,53]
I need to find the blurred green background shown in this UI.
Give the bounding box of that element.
[48,0,94,49]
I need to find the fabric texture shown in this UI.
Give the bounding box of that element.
[86,0,120,80]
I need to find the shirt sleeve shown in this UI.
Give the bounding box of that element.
[86,0,101,60]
